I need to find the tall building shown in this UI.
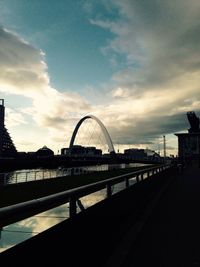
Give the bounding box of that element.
[0,99,17,157]
[175,111,200,159]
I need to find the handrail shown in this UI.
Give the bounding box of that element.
[0,164,172,228]
[0,163,154,185]
[0,168,79,185]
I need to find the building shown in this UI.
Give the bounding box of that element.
[61,145,102,156]
[124,148,161,161]
[175,133,200,159]
[36,146,54,157]
[0,99,17,157]
[175,111,200,159]
[124,148,147,160]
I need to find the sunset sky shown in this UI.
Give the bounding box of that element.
[0,0,200,155]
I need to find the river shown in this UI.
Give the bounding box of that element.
[3,162,150,185]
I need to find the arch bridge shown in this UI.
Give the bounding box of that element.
[69,115,115,154]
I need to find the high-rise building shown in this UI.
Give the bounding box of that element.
[0,99,17,157]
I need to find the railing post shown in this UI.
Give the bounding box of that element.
[4,174,7,185]
[141,173,144,181]
[69,197,77,218]
[136,175,139,183]
[106,184,112,198]
[125,178,129,188]
[77,199,85,212]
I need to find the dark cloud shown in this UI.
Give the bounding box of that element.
[94,0,200,91]
[108,111,200,145]
[40,116,67,129]
[89,0,200,150]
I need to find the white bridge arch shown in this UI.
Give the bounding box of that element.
[69,115,115,153]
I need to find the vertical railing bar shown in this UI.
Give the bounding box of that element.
[4,173,6,185]
[125,177,129,188]
[106,183,112,198]
[69,197,77,218]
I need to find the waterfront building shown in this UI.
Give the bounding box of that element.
[61,145,102,156]
[124,148,161,161]
[124,148,147,160]
[0,99,17,157]
[175,111,200,159]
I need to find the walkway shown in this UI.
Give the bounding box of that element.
[115,161,200,267]
[0,162,200,266]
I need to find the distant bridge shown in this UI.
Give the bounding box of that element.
[69,115,115,154]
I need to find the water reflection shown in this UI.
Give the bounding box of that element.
[80,189,107,208]
[0,203,69,253]
[0,187,106,252]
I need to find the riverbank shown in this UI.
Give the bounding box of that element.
[0,155,162,172]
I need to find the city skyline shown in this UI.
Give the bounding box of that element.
[0,0,200,155]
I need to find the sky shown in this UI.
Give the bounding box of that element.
[0,0,200,156]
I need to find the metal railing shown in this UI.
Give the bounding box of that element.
[0,164,172,228]
[0,164,148,186]
[0,167,93,185]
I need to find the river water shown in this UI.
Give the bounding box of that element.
[0,163,150,253]
[3,162,149,185]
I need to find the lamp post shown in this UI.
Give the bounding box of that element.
[163,135,166,163]
[198,134,200,168]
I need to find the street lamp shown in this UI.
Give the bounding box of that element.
[163,135,166,163]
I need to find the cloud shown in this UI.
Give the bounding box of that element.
[5,107,27,127]
[0,26,91,150]
[93,0,200,93]
[88,0,200,152]
[111,87,131,98]
[0,27,49,97]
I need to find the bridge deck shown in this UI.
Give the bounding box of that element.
[0,162,200,266]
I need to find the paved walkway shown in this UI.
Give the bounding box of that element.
[109,161,200,267]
